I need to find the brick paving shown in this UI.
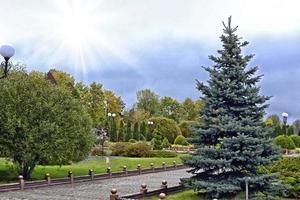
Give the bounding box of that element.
[0,168,190,200]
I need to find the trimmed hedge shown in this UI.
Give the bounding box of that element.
[111,142,152,157]
[111,142,178,158]
[150,150,177,158]
[274,135,296,150]
[174,135,189,146]
[289,135,300,148]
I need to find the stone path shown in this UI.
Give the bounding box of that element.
[0,169,190,200]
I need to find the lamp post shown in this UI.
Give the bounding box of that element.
[282,112,288,135]
[96,128,107,157]
[0,45,15,79]
[147,121,154,141]
[108,112,116,141]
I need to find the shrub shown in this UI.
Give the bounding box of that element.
[150,150,177,158]
[289,135,300,148]
[149,117,182,143]
[124,142,152,157]
[111,142,129,156]
[129,139,137,143]
[274,135,296,150]
[111,142,152,157]
[161,137,171,148]
[174,135,189,146]
[268,157,300,198]
[91,147,106,156]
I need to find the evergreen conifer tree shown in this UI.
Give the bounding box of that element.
[125,121,132,142]
[140,121,147,140]
[183,17,281,199]
[118,120,125,142]
[110,119,117,142]
[152,125,163,150]
[133,122,140,140]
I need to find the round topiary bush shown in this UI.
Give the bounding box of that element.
[289,135,300,148]
[149,117,182,143]
[174,135,189,146]
[274,135,296,150]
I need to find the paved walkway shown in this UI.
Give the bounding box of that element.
[0,169,190,200]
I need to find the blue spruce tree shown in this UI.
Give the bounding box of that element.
[183,17,282,199]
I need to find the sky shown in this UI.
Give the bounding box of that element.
[0,0,300,122]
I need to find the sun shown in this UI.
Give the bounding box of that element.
[54,1,98,51]
[35,0,138,80]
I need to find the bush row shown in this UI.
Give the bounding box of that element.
[111,142,177,158]
[274,135,300,149]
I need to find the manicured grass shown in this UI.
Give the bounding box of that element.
[0,155,185,183]
[145,190,201,200]
[145,190,291,200]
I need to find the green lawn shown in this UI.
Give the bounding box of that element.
[145,190,291,200]
[145,190,201,200]
[0,155,185,184]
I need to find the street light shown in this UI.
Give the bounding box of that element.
[282,112,288,126]
[0,44,15,79]
[147,121,154,141]
[147,121,154,125]
[96,128,107,157]
[107,112,116,140]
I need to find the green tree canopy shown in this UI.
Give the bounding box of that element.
[136,89,160,116]
[181,98,203,121]
[159,96,182,122]
[265,114,281,127]
[75,82,106,128]
[178,121,198,138]
[0,71,95,179]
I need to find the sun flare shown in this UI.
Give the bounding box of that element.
[54,1,98,51]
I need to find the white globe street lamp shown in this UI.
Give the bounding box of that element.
[282,112,288,125]
[0,44,15,79]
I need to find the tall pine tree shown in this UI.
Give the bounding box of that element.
[125,121,132,142]
[118,120,125,142]
[183,17,281,199]
[133,122,140,141]
[140,121,147,140]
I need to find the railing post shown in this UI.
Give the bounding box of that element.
[110,188,119,200]
[162,162,166,170]
[137,164,141,175]
[45,173,51,185]
[161,180,168,189]
[173,161,177,169]
[150,163,154,172]
[123,165,128,176]
[159,193,166,200]
[107,167,112,178]
[18,175,24,190]
[68,171,74,186]
[89,169,94,181]
[140,183,147,196]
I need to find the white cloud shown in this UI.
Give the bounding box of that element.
[0,0,299,76]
